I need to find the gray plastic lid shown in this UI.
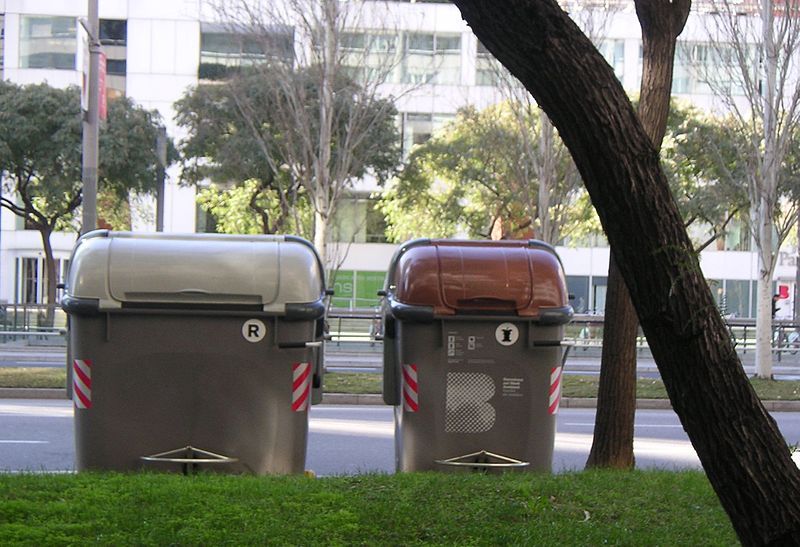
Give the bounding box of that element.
[65,231,325,312]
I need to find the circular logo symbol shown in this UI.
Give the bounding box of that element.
[495,323,519,346]
[242,319,267,343]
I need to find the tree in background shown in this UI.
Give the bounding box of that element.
[206,0,403,265]
[175,80,306,236]
[700,0,800,378]
[0,82,171,317]
[380,103,593,243]
[176,67,400,241]
[452,0,800,542]
[586,0,690,471]
[195,179,313,237]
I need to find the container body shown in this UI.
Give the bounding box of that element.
[70,311,317,474]
[382,239,572,473]
[64,231,326,475]
[392,319,563,472]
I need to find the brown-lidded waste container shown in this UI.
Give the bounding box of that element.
[381,239,572,472]
[62,230,327,474]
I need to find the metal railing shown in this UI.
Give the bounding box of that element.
[3,304,797,358]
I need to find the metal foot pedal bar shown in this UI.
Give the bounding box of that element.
[435,450,529,471]
[140,445,238,475]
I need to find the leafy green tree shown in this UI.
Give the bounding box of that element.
[380,103,593,243]
[661,104,750,248]
[175,67,400,244]
[0,81,172,313]
[196,179,312,237]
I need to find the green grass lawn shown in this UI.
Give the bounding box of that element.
[0,471,736,545]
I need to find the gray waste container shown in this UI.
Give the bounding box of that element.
[62,230,327,474]
[381,239,572,473]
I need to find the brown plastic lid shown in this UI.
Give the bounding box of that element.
[390,240,568,317]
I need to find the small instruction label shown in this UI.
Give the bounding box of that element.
[502,377,524,397]
[447,331,487,363]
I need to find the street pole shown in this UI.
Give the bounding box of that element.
[80,0,100,235]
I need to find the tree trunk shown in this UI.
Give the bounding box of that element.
[586,256,637,469]
[38,225,57,327]
[755,196,776,378]
[314,205,328,268]
[588,0,690,469]
[451,1,800,543]
[313,0,337,268]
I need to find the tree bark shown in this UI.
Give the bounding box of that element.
[588,0,690,470]
[38,225,57,327]
[586,256,637,468]
[451,1,800,544]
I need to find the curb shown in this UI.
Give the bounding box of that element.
[0,388,67,399]
[3,389,800,412]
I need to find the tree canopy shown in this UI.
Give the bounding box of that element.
[380,103,592,243]
[0,81,173,308]
[175,67,400,238]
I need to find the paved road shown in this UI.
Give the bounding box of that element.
[7,344,800,380]
[4,400,800,475]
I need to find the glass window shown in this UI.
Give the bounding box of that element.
[99,19,126,45]
[199,26,294,80]
[725,280,750,318]
[566,276,590,314]
[340,31,398,84]
[195,203,219,234]
[672,41,753,96]
[17,258,39,304]
[476,40,502,86]
[400,112,453,156]
[341,32,365,50]
[591,276,608,314]
[403,32,461,85]
[408,33,434,52]
[20,16,76,70]
[106,58,126,76]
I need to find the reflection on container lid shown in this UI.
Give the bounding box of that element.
[391,239,569,318]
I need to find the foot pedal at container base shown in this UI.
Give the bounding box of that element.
[435,450,529,473]
[140,445,238,475]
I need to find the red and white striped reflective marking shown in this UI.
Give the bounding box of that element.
[73,359,92,410]
[549,366,563,415]
[402,364,419,412]
[292,362,311,412]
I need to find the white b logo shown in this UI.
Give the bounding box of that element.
[242,319,267,343]
[495,323,519,346]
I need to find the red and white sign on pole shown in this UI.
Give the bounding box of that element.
[73,359,93,409]
[292,362,311,412]
[549,366,563,415]
[403,364,419,412]
[98,51,107,121]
